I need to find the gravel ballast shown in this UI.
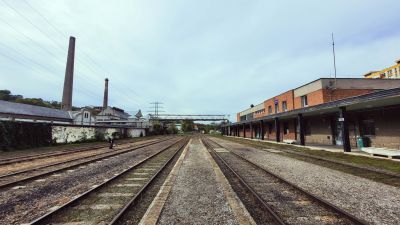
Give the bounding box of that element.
[211,137,400,225]
[0,138,179,225]
[157,138,239,225]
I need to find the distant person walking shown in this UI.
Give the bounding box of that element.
[108,137,114,149]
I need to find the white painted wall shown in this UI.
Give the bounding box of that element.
[52,125,147,143]
[52,126,96,143]
[127,128,146,137]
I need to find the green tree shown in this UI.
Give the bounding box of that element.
[167,122,178,134]
[152,122,162,135]
[0,90,70,109]
[181,120,194,132]
[196,123,217,134]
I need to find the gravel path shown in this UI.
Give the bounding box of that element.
[211,137,400,225]
[0,138,179,225]
[157,138,239,225]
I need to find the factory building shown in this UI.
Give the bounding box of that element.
[225,78,400,153]
[0,36,148,143]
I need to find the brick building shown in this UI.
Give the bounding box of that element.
[227,78,400,151]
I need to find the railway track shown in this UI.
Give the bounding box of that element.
[28,137,189,225]
[203,138,368,225]
[0,138,146,166]
[279,148,400,185]
[222,137,400,187]
[0,137,175,190]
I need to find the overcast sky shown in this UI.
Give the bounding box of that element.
[1,0,399,121]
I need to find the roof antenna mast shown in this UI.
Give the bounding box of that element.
[332,32,337,89]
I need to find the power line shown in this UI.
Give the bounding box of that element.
[19,0,146,105]
[0,22,98,101]
[21,0,66,38]
[1,1,145,108]
[0,15,62,60]
[1,0,66,52]
[0,43,59,79]
[0,1,105,100]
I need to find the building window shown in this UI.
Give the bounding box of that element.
[361,120,375,136]
[282,101,287,112]
[283,122,289,134]
[301,95,308,107]
[255,109,265,115]
[84,112,89,118]
[275,102,279,113]
[268,106,272,114]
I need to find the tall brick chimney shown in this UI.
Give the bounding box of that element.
[61,36,76,111]
[103,78,109,109]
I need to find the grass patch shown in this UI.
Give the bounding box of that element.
[216,136,400,175]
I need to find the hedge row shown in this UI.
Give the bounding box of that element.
[0,121,53,150]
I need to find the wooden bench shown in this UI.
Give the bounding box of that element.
[361,147,400,159]
[283,139,296,144]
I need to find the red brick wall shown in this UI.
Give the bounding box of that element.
[264,90,295,115]
[294,89,375,109]
[281,120,296,140]
[254,110,267,118]
[264,123,275,140]
[294,89,324,109]
[322,89,374,102]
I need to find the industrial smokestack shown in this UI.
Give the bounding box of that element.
[61,36,76,111]
[103,78,109,109]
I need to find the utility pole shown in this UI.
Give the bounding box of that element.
[332,33,337,90]
[148,101,164,119]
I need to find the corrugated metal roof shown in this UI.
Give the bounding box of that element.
[0,100,72,120]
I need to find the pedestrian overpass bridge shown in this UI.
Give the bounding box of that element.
[149,114,229,122]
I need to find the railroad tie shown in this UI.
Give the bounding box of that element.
[76,204,123,210]
[11,185,26,190]
[35,179,46,182]
[133,172,148,176]
[116,183,142,187]
[98,193,133,197]
[214,148,229,153]
[141,168,156,171]
[126,177,147,181]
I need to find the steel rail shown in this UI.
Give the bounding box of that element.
[202,138,285,225]
[223,136,400,179]
[0,138,171,180]
[0,144,105,166]
[0,137,163,166]
[0,137,176,190]
[281,148,400,179]
[109,138,189,224]
[0,138,139,165]
[28,138,187,225]
[205,137,368,225]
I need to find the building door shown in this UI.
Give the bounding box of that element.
[335,121,343,146]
